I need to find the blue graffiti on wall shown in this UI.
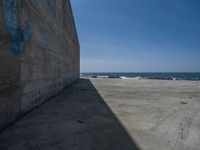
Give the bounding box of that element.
[40,32,59,54]
[40,32,49,52]
[1,0,32,55]
[49,0,54,18]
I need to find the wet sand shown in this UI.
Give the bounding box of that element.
[0,78,200,150]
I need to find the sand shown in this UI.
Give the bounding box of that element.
[0,78,200,150]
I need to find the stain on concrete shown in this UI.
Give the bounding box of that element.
[1,0,32,55]
[39,32,49,52]
[39,32,59,54]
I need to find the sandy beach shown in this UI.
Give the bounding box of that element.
[0,78,200,150]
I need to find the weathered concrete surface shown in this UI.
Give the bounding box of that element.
[0,79,139,150]
[0,0,79,130]
[0,78,200,150]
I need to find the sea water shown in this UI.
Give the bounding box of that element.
[81,72,200,81]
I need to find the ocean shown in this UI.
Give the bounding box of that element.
[81,72,200,81]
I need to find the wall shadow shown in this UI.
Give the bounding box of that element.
[0,78,140,150]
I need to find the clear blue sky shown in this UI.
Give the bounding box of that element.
[71,0,200,72]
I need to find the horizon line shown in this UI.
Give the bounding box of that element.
[81,72,200,73]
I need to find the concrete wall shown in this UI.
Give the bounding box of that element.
[0,0,80,130]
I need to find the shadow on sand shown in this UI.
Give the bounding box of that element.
[0,79,140,150]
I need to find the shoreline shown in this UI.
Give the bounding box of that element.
[83,77,200,82]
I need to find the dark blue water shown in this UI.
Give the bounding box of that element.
[81,72,200,81]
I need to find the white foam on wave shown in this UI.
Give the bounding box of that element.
[97,76,109,78]
[120,76,143,80]
[172,77,177,80]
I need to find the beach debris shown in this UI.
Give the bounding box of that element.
[180,102,187,105]
[77,88,87,91]
[77,120,84,124]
